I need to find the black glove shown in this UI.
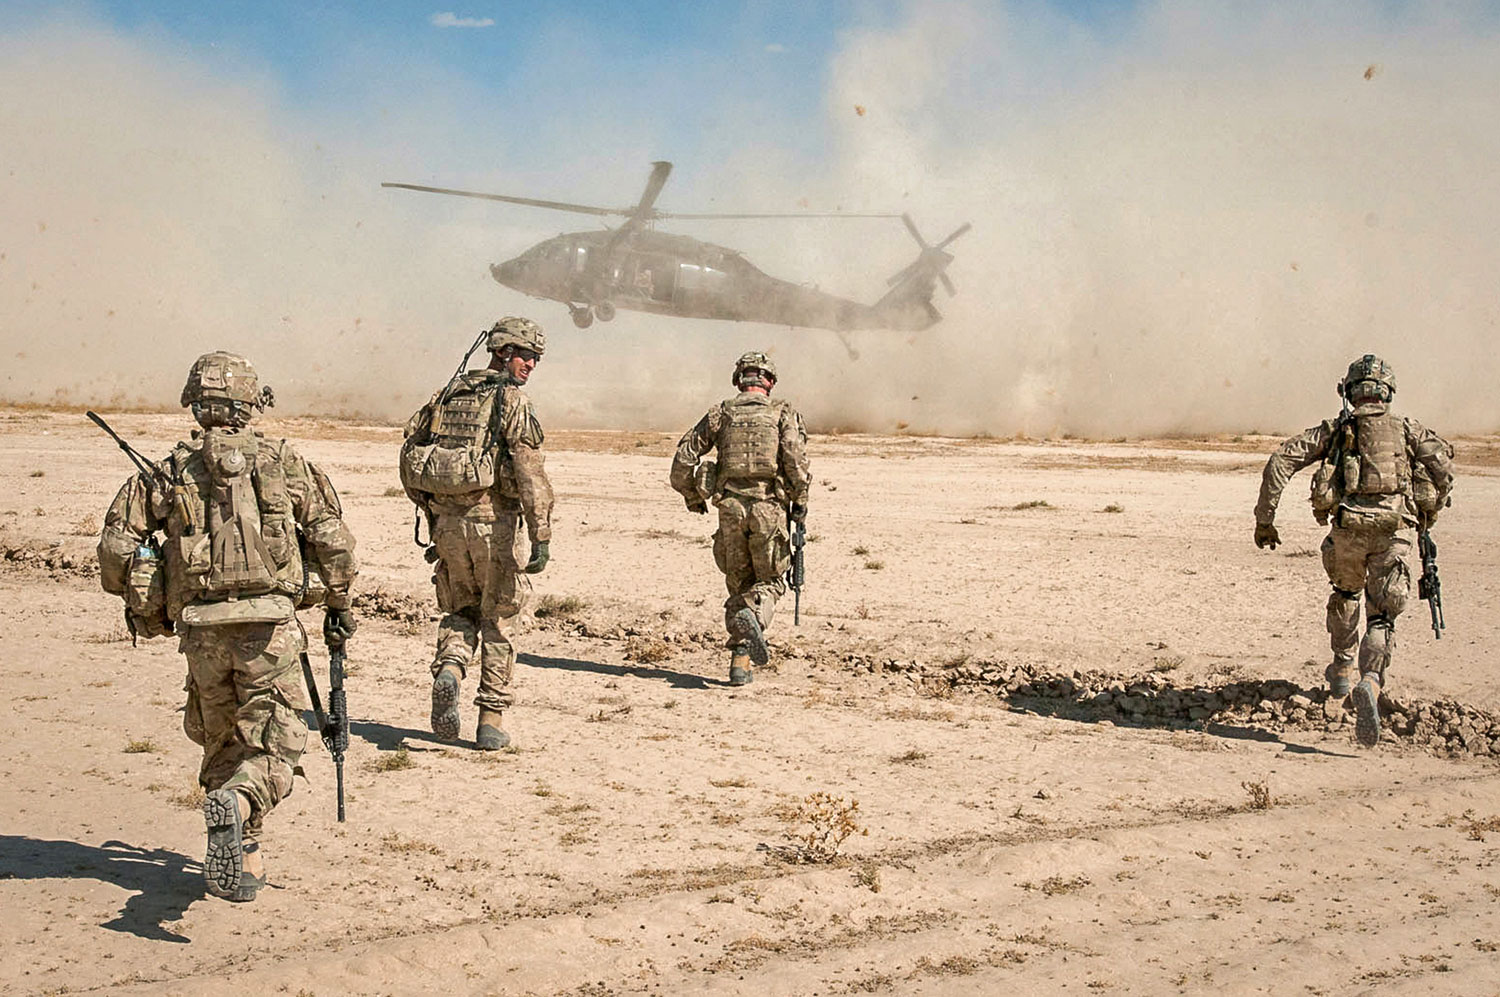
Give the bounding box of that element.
[686,498,708,515]
[790,502,808,525]
[1254,523,1280,550]
[423,544,440,564]
[324,607,357,646]
[525,540,550,574]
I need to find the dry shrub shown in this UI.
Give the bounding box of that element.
[624,635,672,663]
[369,747,414,772]
[785,791,867,863]
[1101,503,1125,513]
[1242,778,1274,810]
[1011,499,1053,511]
[123,738,159,754]
[72,514,100,536]
[863,559,885,571]
[170,785,206,810]
[534,593,588,619]
[851,544,869,556]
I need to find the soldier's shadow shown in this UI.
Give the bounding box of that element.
[1012,697,1359,758]
[337,717,452,752]
[0,835,199,943]
[519,652,717,690]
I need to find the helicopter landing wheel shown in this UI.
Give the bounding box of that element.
[593,300,616,322]
[570,307,594,329]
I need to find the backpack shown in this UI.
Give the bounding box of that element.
[400,372,504,497]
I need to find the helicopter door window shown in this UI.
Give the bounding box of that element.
[572,246,588,272]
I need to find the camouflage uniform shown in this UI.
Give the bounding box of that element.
[97,352,357,898]
[671,353,811,682]
[402,319,553,745]
[1254,355,1453,745]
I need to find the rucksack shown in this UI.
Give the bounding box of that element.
[400,372,505,497]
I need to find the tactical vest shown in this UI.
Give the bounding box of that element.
[1343,411,1409,497]
[161,429,303,624]
[400,374,502,497]
[1309,411,1414,525]
[716,397,784,483]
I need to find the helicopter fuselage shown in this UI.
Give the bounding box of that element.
[490,229,927,332]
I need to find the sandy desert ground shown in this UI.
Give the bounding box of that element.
[2,406,1498,996]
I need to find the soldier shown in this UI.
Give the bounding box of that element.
[670,351,811,685]
[97,352,358,902]
[400,318,554,750]
[1254,354,1454,746]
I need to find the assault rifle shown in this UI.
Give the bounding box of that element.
[1417,523,1444,640]
[87,411,172,644]
[300,639,350,822]
[86,410,168,489]
[786,512,806,626]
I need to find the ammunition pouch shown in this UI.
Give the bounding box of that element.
[693,460,718,505]
[1309,462,1340,524]
[1335,506,1403,533]
[124,544,170,632]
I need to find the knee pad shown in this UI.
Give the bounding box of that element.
[1326,588,1361,644]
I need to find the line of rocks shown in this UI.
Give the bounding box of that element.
[840,654,1500,758]
[1,540,97,578]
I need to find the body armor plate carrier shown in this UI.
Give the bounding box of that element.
[715,397,784,483]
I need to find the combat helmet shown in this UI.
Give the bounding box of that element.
[181,352,274,428]
[487,316,546,356]
[732,351,777,389]
[1340,353,1396,404]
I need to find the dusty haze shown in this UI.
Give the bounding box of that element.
[3,3,1498,437]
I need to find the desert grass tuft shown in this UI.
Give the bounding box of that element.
[369,747,415,772]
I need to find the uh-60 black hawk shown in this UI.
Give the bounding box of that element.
[382,162,970,343]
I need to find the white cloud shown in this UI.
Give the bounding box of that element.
[430,12,495,28]
[764,43,786,53]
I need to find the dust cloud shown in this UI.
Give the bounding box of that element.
[3,4,1498,438]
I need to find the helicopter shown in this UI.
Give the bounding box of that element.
[382,162,970,337]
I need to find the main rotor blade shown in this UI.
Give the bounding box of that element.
[659,211,904,220]
[630,161,673,222]
[381,182,628,218]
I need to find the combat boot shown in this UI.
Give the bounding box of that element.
[203,788,246,899]
[729,608,769,667]
[728,649,754,687]
[1352,671,1382,747]
[1325,655,1354,699]
[430,660,463,741]
[476,708,510,751]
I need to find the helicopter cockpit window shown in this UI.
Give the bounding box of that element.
[572,245,588,272]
